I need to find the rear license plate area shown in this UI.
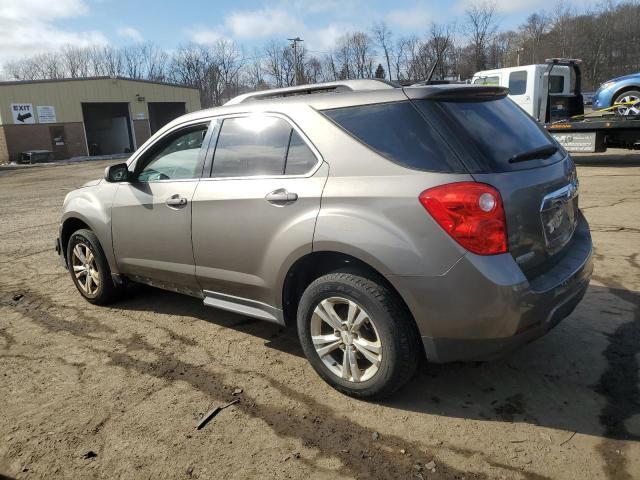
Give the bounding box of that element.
[540,191,578,254]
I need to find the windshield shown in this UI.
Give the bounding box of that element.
[416,97,565,172]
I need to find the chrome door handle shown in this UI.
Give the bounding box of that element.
[265,189,298,205]
[166,194,188,208]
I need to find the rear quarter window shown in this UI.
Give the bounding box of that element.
[321,101,463,173]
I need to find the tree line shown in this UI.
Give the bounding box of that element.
[3,1,639,107]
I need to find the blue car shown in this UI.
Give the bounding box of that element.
[592,73,640,116]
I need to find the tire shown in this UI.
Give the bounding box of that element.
[614,90,640,116]
[66,228,123,305]
[297,272,421,399]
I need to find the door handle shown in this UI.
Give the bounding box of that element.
[166,194,188,208]
[265,189,298,206]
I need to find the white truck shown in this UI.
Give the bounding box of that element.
[473,59,640,153]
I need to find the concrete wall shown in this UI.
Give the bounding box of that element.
[133,119,152,148]
[1,123,87,162]
[0,126,9,163]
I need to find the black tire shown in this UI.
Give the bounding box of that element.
[297,272,421,399]
[614,90,640,116]
[66,229,123,305]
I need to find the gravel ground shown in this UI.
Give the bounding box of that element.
[0,152,639,479]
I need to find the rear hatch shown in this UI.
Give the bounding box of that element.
[408,87,579,278]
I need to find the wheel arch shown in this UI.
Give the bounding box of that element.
[612,84,640,103]
[281,250,416,330]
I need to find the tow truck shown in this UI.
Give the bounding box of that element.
[473,58,640,153]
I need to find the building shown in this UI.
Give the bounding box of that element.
[0,77,201,163]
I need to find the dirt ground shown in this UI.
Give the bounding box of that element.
[0,152,639,480]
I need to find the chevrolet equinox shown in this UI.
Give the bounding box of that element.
[56,79,593,399]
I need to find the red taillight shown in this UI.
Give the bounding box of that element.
[419,182,507,255]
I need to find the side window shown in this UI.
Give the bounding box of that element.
[550,75,565,94]
[322,101,462,173]
[137,124,208,181]
[285,130,317,175]
[508,71,528,95]
[212,116,291,177]
[473,76,499,86]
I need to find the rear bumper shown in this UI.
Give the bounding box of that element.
[390,212,593,363]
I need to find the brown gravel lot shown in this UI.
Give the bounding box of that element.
[0,151,639,479]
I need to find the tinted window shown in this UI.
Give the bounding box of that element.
[550,75,565,94]
[285,131,317,175]
[418,98,563,172]
[212,116,291,177]
[138,125,207,181]
[508,71,527,95]
[322,101,462,173]
[473,76,499,86]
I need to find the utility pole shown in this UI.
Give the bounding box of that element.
[288,37,304,85]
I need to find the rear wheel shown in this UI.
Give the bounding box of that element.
[614,90,640,116]
[66,229,122,305]
[297,272,421,399]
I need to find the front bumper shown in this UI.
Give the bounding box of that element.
[390,212,593,363]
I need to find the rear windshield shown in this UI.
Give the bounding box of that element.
[416,98,564,172]
[321,101,464,173]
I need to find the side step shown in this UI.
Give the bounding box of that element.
[202,290,284,325]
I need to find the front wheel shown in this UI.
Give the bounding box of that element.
[66,229,122,305]
[614,90,640,116]
[297,273,421,399]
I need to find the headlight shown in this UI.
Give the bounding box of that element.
[600,81,615,90]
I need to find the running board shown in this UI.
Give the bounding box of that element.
[202,290,285,325]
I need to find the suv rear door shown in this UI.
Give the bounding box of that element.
[191,114,327,316]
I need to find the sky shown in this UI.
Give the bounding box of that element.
[0,0,599,65]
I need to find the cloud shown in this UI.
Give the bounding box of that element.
[117,26,143,43]
[224,8,304,39]
[386,5,435,30]
[189,27,225,45]
[0,0,107,66]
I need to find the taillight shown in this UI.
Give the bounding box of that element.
[419,182,507,255]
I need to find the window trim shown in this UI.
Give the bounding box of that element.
[125,118,213,183]
[203,112,324,181]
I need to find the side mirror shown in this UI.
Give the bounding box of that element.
[104,163,130,183]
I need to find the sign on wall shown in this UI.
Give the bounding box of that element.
[11,103,35,124]
[37,105,57,124]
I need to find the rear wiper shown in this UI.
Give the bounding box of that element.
[509,144,558,164]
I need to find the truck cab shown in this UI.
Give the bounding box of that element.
[472,64,571,119]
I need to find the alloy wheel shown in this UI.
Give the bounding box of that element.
[310,296,382,383]
[71,242,100,295]
[616,94,640,116]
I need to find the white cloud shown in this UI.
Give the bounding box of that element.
[117,26,143,43]
[189,27,225,45]
[224,8,304,39]
[0,0,108,66]
[304,24,346,51]
[386,5,435,30]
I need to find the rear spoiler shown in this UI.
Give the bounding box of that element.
[404,85,509,101]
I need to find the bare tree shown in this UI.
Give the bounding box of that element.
[463,0,499,71]
[372,22,393,80]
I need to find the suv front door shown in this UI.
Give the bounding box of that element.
[191,114,327,317]
[111,121,213,294]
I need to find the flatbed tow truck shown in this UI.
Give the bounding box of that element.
[474,58,640,153]
[542,59,640,152]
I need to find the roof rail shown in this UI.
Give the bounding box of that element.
[224,79,397,105]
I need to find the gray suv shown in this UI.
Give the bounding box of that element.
[56,79,593,398]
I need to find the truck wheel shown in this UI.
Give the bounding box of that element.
[297,272,421,399]
[67,229,123,305]
[614,90,640,116]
